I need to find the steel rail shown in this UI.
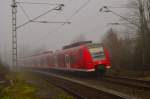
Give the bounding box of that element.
[28,69,135,99]
[102,75,150,90]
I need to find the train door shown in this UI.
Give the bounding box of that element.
[65,55,70,69]
[54,55,58,68]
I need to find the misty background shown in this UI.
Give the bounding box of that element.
[0,0,129,64]
[3,0,150,71]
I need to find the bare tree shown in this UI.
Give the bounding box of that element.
[102,28,122,68]
[126,0,150,67]
[102,28,135,70]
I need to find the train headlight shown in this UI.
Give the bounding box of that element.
[106,66,111,69]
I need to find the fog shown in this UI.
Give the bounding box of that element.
[0,0,129,64]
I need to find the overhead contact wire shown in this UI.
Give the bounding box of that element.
[34,0,91,45]
[16,1,60,5]
[17,5,61,29]
[18,3,31,21]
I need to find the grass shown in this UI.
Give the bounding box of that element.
[1,72,38,99]
[0,71,75,99]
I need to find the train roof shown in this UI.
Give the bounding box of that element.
[63,41,92,50]
[20,42,104,60]
[62,41,104,50]
[21,51,53,60]
[87,43,104,48]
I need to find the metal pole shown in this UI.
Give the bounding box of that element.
[11,0,17,70]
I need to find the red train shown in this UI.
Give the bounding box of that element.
[20,41,111,75]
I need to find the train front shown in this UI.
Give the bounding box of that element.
[87,44,111,75]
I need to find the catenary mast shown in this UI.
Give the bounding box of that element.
[11,0,17,70]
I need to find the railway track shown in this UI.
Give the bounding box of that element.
[101,75,150,91]
[25,69,150,99]
[29,70,132,99]
[44,70,150,91]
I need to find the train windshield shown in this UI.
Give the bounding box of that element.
[89,46,106,61]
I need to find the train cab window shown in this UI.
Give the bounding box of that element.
[89,46,106,61]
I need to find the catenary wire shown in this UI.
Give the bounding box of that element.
[17,2,69,24]
[16,1,61,5]
[18,3,31,21]
[33,0,91,46]
[31,20,71,24]
[17,4,63,29]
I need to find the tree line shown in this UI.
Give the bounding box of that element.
[102,0,150,70]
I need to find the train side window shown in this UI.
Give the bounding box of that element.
[70,55,74,64]
[80,51,83,58]
[61,54,65,65]
[40,59,42,65]
[71,55,77,64]
[46,57,49,64]
[55,55,58,66]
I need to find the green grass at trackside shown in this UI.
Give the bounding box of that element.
[2,83,37,99]
[1,72,38,99]
[1,71,75,99]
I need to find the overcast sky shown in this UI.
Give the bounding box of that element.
[0,0,129,63]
